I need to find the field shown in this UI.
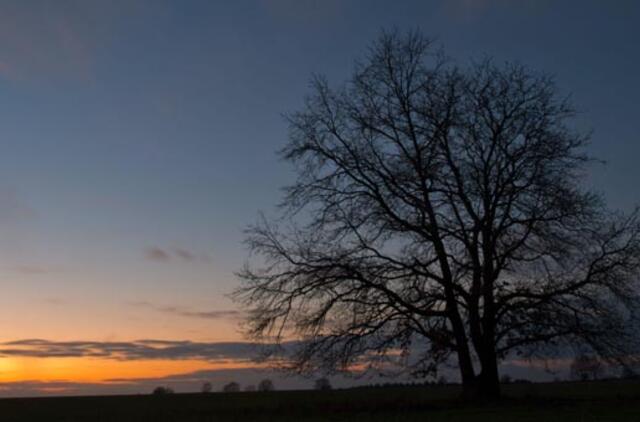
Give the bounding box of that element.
[0,380,639,421]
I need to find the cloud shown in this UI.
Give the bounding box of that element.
[144,247,171,262]
[0,188,36,224]
[0,338,583,397]
[6,265,55,275]
[0,61,15,80]
[130,301,243,320]
[0,187,41,259]
[0,2,140,83]
[0,359,577,397]
[144,247,210,263]
[441,0,551,22]
[43,297,66,306]
[0,4,89,82]
[259,0,346,25]
[174,247,197,262]
[0,339,263,362]
[0,367,323,397]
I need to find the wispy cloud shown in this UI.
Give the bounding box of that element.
[0,339,262,362]
[6,265,56,275]
[0,359,572,397]
[0,188,36,224]
[130,301,242,320]
[43,297,66,306]
[259,0,346,25]
[0,338,578,397]
[0,4,88,82]
[0,2,138,83]
[144,246,210,263]
[144,247,171,262]
[174,247,197,262]
[441,0,550,22]
[0,367,314,397]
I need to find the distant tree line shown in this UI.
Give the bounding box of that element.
[151,386,174,395]
[151,377,341,395]
[152,363,639,396]
[219,379,274,393]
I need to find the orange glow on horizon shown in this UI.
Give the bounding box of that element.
[0,357,259,384]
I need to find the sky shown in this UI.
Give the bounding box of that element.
[0,0,638,396]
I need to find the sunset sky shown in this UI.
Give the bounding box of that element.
[0,0,639,396]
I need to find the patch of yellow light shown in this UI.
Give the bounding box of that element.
[0,357,19,374]
[0,357,257,383]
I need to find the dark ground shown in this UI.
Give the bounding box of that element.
[1,380,639,421]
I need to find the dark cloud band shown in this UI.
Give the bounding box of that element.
[0,339,267,361]
[129,301,244,320]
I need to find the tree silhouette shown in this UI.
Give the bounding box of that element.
[152,386,174,395]
[236,31,640,400]
[201,381,212,394]
[619,365,637,380]
[257,379,275,392]
[222,382,240,393]
[314,377,332,391]
[570,355,603,381]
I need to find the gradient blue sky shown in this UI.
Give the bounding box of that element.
[0,0,638,394]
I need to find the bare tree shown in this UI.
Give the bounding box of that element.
[235,31,640,400]
[570,355,603,381]
[619,365,637,380]
[314,377,332,391]
[152,386,174,395]
[201,381,212,394]
[222,381,240,393]
[257,379,275,392]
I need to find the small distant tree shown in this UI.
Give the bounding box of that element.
[620,366,637,379]
[152,386,174,395]
[314,377,332,391]
[201,382,212,394]
[570,355,603,381]
[222,381,241,393]
[437,376,448,386]
[244,384,257,392]
[258,379,275,392]
[500,374,512,384]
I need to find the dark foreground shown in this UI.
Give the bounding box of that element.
[1,380,639,421]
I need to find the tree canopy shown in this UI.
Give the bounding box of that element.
[235,31,640,399]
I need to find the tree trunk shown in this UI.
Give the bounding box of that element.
[461,369,501,401]
[460,344,501,401]
[478,354,501,400]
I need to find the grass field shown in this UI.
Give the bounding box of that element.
[0,380,639,421]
